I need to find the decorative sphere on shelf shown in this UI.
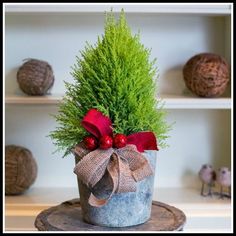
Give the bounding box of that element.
[183,53,229,97]
[17,58,55,95]
[5,145,38,195]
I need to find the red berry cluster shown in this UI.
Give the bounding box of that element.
[83,134,127,150]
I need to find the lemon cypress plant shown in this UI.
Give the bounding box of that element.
[50,10,171,156]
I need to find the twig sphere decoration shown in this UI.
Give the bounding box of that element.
[17,58,55,95]
[5,145,38,195]
[183,53,229,97]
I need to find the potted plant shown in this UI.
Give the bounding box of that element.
[50,10,170,227]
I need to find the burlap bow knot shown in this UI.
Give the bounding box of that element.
[73,142,153,207]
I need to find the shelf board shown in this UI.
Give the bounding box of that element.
[5,3,232,15]
[5,94,232,109]
[160,94,232,109]
[5,94,62,105]
[5,187,232,232]
[5,187,231,214]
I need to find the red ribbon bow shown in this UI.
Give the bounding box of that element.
[82,108,159,152]
[73,108,159,207]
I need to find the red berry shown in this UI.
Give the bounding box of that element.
[99,135,113,149]
[113,134,127,149]
[83,136,98,150]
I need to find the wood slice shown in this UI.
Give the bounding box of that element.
[35,199,186,231]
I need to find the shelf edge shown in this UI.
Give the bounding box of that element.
[5,97,232,109]
[5,4,232,15]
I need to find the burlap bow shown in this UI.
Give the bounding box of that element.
[73,142,153,207]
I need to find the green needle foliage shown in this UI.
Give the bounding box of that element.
[50,10,171,157]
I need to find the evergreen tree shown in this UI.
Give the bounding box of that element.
[50,10,171,156]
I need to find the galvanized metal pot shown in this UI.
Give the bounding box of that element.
[75,151,157,227]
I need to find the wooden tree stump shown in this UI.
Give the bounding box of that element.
[35,199,186,231]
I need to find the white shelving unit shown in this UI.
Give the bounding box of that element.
[4,3,232,232]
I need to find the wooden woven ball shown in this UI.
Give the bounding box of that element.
[17,58,54,95]
[183,53,229,97]
[5,145,38,195]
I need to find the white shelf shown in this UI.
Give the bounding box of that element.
[5,3,232,15]
[5,94,232,109]
[5,94,62,105]
[161,95,232,109]
[5,187,232,232]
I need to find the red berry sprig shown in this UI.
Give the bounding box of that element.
[99,135,113,149]
[113,134,127,149]
[83,136,98,150]
[83,133,128,150]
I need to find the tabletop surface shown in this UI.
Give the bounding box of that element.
[34,198,186,231]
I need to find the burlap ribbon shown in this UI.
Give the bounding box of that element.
[73,142,153,207]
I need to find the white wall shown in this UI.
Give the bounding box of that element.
[5,14,229,95]
[5,106,231,188]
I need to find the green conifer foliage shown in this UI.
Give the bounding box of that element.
[50,10,171,156]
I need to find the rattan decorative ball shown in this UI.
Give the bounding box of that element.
[17,58,54,95]
[5,145,38,195]
[183,53,229,97]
